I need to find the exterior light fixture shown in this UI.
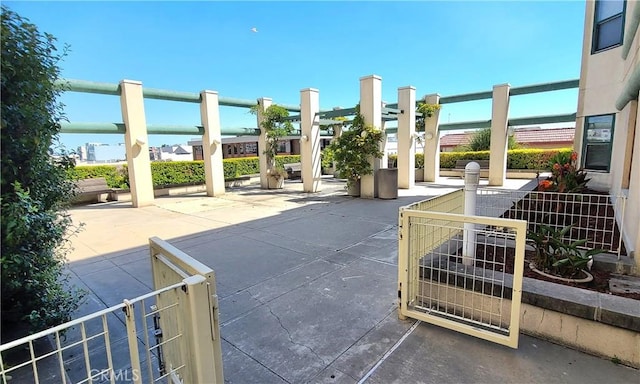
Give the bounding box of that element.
[424,132,434,140]
[135,137,146,147]
[300,134,309,142]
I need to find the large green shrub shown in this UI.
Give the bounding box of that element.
[69,165,128,189]
[1,6,84,332]
[455,127,519,152]
[440,151,491,168]
[151,161,205,187]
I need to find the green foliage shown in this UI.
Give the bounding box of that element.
[455,127,519,152]
[538,151,589,193]
[151,161,205,187]
[321,148,334,169]
[1,6,84,332]
[327,105,384,185]
[415,102,441,132]
[69,165,129,189]
[388,153,426,169]
[441,148,571,170]
[250,104,294,179]
[68,156,300,188]
[440,151,491,168]
[528,224,603,278]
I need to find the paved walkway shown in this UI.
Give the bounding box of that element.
[64,177,639,383]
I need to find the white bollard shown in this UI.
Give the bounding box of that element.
[463,162,480,266]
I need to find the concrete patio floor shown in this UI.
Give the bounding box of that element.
[64,177,639,384]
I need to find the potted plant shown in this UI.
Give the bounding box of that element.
[327,105,384,196]
[250,104,294,189]
[527,223,603,283]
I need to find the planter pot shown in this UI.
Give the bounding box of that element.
[267,176,284,189]
[377,168,398,199]
[529,263,594,283]
[347,179,360,197]
[415,169,424,182]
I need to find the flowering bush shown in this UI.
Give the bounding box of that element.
[538,151,589,193]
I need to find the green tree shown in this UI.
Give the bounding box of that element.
[1,6,84,333]
[457,127,519,152]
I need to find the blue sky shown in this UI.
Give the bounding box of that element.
[6,1,586,150]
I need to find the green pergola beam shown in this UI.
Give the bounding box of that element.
[385,79,580,107]
[439,119,492,131]
[60,122,261,136]
[508,112,577,126]
[56,79,120,96]
[509,80,579,96]
[318,107,357,119]
[56,78,306,110]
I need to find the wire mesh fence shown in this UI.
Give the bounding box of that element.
[0,281,188,384]
[399,191,526,348]
[476,188,626,257]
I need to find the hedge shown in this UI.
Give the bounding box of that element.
[390,149,572,170]
[70,155,302,189]
[70,149,571,188]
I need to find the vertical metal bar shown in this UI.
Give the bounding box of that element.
[80,322,92,384]
[123,299,143,384]
[101,314,116,384]
[141,298,155,383]
[55,331,68,384]
[29,339,39,384]
[398,209,409,319]
[0,344,7,384]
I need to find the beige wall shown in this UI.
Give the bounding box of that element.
[576,0,640,259]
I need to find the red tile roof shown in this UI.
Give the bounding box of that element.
[440,127,575,148]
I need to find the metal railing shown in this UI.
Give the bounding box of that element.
[0,238,223,384]
[398,191,526,348]
[0,281,188,384]
[476,188,627,257]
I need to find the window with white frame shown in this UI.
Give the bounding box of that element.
[592,0,626,53]
[583,114,615,171]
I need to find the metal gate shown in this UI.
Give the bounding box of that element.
[398,190,526,348]
[149,237,223,384]
[0,237,223,383]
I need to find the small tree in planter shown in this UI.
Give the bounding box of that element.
[327,105,384,195]
[415,101,441,133]
[250,104,294,189]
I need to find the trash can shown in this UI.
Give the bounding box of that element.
[377,168,398,199]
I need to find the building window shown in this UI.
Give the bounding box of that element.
[592,0,625,53]
[582,114,615,171]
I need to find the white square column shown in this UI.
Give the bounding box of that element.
[200,90,225,196]
[423,94,441,182]
[300,88,321,192]
[256,97,272,189]
[119,79,154,207]
[397,86,416,189]
[489,83,511,186]
[359,75,383,199]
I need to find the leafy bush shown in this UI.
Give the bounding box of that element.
[455,127,519,151]
[440,151,491,168]
[538,151,589,193]
[151,161,205,187]
[1,6,84,332]
[528,224,603,278]
[69,165,128,189]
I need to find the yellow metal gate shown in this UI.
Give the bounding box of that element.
[398,190,526,348]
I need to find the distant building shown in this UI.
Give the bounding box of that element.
[188,136,332,160]
[82,143,126,163]
[439,127,575,152]
[157,144,193,161]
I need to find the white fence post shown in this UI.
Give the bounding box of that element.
[463,162,480,266]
